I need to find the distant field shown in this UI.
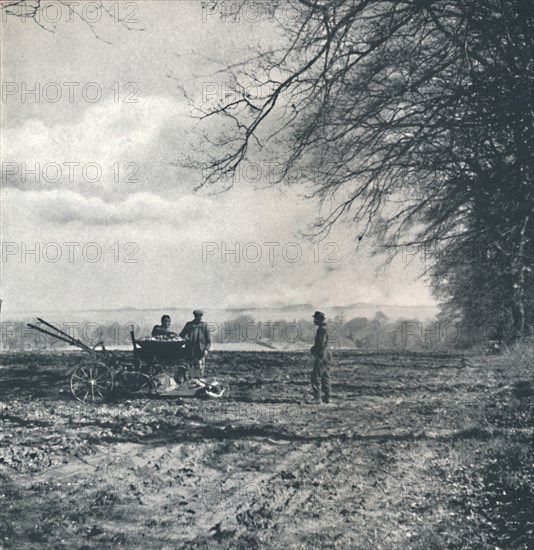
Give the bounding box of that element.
[0,349,532,549]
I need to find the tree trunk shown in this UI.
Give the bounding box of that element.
[510,216,530,341]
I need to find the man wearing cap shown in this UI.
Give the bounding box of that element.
[310,311,333,404]
[179,310,211,377]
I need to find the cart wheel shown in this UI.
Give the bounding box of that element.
[70,362,114,404]
[119,371,157,398]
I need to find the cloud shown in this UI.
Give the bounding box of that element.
[0,1,437,316]
[1,95,189,194]
[1,185,436,314]
[1,188,222,231]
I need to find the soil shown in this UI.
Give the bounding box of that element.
[1,350,532,549]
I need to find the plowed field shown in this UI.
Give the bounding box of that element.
[1,350,532,549]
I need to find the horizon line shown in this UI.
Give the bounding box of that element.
[2,302,440,315]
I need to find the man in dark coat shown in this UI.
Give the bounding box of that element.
[179,309,211,376]
[310,310,333,403]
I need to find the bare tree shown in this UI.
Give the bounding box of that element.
[1,0,142,42]
[191,0,533,340]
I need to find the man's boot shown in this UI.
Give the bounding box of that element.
[307,392,321,404]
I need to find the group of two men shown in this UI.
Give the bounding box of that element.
[152,309,211,376]
[152,309,333,404]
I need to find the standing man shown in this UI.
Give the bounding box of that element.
[310,310,333,404]
[179,309,211,377]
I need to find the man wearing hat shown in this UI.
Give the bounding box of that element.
[179,310,211,377]
[310,310,333,403]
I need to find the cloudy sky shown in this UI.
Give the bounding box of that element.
[0,0,435,314]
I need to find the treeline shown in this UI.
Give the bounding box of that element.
[0,312,509,351]
[210,313,496,350]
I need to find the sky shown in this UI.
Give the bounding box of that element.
[0,0,436,314]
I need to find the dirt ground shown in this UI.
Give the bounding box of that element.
[1,349,533,549]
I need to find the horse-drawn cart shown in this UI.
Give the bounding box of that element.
[27,319,225,404]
